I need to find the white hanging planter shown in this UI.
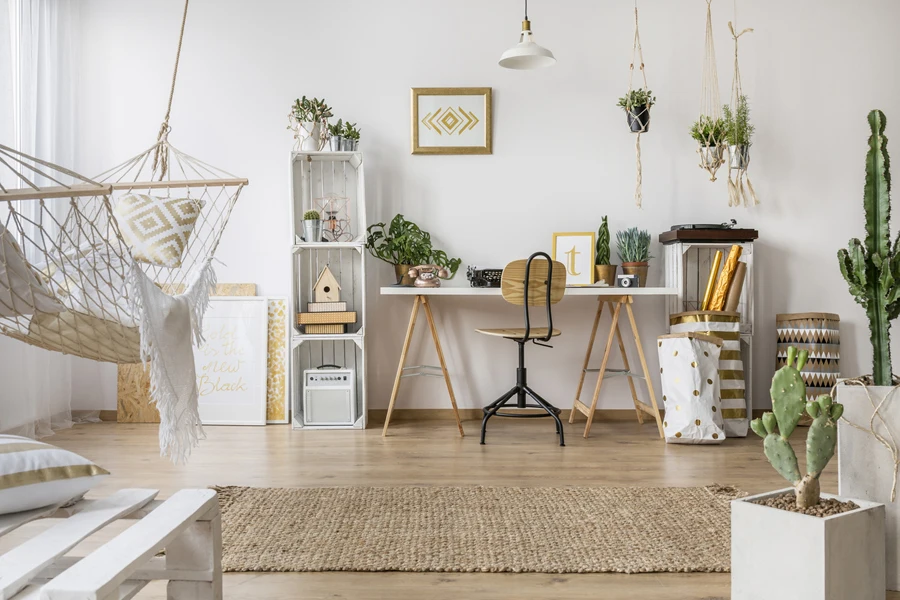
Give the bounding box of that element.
[732,489,885,599]
[838,382,900,590]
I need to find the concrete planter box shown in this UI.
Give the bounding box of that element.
[838,383,900,589]
[732,489,885,599]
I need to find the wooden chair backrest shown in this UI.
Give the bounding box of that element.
[500,258,566,306]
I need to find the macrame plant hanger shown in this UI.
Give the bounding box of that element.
[726,7,759,206]
[627,1,649,207]
[697,0,725,181]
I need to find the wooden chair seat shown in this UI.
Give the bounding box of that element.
[476,327,561,339]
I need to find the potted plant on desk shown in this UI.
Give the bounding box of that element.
[365,214,461,286]
[594,216,617,285]
[616,227,652,287]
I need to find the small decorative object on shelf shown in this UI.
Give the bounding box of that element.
[618,2,653,206]
[732,346,884,600]
[409,264,451,288]
[365,214,461,286]
[297,266,357,334]
[694,0,726,181]
[467,266,503,288]
[288,96,332,151]
[616,274,640,288]
[616,227,652,287]
[302,209,323,243]
[327,119,343,151]
[594,216,617,285]
[551,231,596,286]
[314,193,352,242]
[342,121,360,151]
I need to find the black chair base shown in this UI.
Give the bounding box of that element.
[480,380,565,447]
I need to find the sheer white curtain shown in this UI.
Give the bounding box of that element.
[0,0,80,438]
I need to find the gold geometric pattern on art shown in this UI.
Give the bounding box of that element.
[266,298,289,423]
[421,106,480,137]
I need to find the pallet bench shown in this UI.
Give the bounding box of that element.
[0,489,221,600]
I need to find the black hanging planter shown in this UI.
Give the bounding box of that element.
[626,105,651,133]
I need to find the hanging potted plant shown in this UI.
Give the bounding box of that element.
[617,89,655,133]
[302,209,323,243]
[616,227,652,287]
[594,216,617,285]
[288,96,332,152]
[365,214,461,286]
[690,115,727,169]
[723,95,754,169]
[342,121,360,151]
[327,119,343,151]
[836,109,900,590]
[731,348,885,598]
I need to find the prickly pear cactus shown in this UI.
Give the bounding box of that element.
[596,216,611,266]
[750,347,844,509]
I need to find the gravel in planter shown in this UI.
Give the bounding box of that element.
[752,492,859,517]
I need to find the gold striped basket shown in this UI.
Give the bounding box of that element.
[669,311,748,437]
[776,312,840,402]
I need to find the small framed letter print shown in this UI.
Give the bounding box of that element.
[411,87,492,155]
[552,232,596,286]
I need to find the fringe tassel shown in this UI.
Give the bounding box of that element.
[745,174,760,205]
[727,175,738,207]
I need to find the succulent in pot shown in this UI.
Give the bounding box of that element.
[327,119,344,151]
[723,95,754,169]
[365,214,461,286]
[302,209,323,243]
[594,216,617,285]
[616,226,652,287]
[342,121,360,151]
[617,89,655,133]
[690,115,727,168]
[289,96,333,152]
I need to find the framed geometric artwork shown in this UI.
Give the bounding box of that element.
[552,231,596,286]
[411,87,492,155]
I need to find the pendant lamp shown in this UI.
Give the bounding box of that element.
[499,0,556,70]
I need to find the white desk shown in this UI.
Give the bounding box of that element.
[379,284,679,438]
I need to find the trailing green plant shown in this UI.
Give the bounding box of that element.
[690,115,728,146]
[343,121,360,141]
[327,119,343,137]
[722,95,755,146]
[366,214,461,276]
[838,109,900,386]
[595,216,611,265]
[616,227,652,264]
[289,96,333,123]
[303,210,320,221]
[750,347,844,509]
[617,89,656,112]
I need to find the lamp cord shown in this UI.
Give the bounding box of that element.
[524,0,528,19]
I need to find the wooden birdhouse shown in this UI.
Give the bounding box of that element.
[313,266,341,303]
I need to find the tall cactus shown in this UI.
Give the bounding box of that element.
[750,347,844,509]
[596,216,611,265]
[837,109,899,386]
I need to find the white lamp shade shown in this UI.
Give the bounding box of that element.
[499,30,556,70]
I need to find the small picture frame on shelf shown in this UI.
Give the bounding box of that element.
[411,87,492,155]
[552,232,596,286]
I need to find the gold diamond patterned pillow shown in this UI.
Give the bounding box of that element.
[113,194,204,268]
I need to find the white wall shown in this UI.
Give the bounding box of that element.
[66,0,900,413]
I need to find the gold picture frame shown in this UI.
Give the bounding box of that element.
[552,232,596,286]
[411,87,492,155]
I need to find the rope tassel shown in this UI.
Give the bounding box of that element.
[634,133,643,208]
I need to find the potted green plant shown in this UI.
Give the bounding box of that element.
[342,121,360,151]
[327,119,343,151]
[289,96,333,152]
[723,95,754,169]
[366,214,461,286]
[594,216,617,285]
[616,227,652,287]
[302,209,323,242]
[617,89,656,133]
[690,115,727,169]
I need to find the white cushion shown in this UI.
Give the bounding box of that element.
[0,224,65,317]
[0,435,109,515]
[113,193,204,268]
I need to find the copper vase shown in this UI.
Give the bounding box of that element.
[594,264,618,286]
[394,263,416,286]
[621,262,649,287]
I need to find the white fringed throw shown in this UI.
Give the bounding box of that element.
[128,259,216,463]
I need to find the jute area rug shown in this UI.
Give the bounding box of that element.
[214,485,745,574]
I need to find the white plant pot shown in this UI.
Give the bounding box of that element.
[838,382,900,589]
[732,488,885,600]
[300,121,320,152]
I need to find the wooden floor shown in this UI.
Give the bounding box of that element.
[8,417,898,599]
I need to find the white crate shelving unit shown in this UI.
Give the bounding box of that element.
[662,234,756,415]
[289,151,367,429]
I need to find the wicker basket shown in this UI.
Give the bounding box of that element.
[776,312,840,399]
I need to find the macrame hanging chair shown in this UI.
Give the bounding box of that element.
[696,0,726,181]
[725,15,760,207]
[0,0,246,364]
[625,2,651,207]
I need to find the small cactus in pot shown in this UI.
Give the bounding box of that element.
[750,346,844,509]
[302,209,323,243]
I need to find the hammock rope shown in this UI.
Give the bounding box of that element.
[697,0,725,181]
[725,10,760,207]
[627,3,648,207]
[152,0,190,180]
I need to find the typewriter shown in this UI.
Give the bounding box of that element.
[467,266,503,288]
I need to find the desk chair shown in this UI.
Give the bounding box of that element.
[476,252,567,446]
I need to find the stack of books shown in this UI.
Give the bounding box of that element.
[297,301,357,334]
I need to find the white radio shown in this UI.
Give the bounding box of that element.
[302,367,356,426]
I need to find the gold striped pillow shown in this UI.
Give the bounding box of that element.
[113,193,204,268]
[0,434,109,515]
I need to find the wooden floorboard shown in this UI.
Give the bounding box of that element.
[5,419,896,600]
